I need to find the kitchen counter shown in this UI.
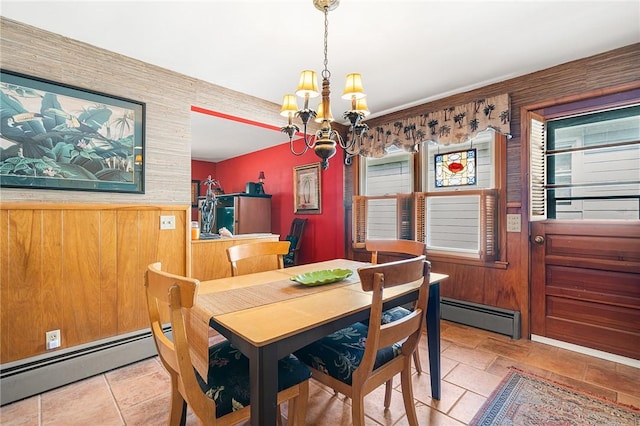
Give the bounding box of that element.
[190,233,280,280]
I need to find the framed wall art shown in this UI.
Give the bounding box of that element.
[293,162,321,214]
[0,69,145,193]
[191,180,200,207]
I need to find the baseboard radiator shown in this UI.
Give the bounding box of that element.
[0,326,168,406]
[441,298,521,339]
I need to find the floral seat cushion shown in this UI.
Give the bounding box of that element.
[361,306,412,326]
[195,340,311,418]
[293,322,401,385]
[381,306,413,324]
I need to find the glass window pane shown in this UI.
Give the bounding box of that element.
[366,199,398,239]
[548,104,640,220]
[425,195,480,254]
[362,153,412,196]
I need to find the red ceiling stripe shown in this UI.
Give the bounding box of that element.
[191,105,307,140]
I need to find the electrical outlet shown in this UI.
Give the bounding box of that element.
[160,215,176,230]
[46,329,61,350]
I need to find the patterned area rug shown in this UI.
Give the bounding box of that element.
[470,368,640,425]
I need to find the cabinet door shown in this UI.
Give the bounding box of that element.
[236,197,271,234]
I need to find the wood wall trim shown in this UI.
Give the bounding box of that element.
[1,202,190,211]
[523,80,640,112]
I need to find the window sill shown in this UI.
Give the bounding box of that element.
[425,252,509,269]
[350,247,509,270]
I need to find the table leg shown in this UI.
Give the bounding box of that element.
[427,283,441,400]
[249,345,279,426]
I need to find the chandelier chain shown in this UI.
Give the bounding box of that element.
[322,6,330,80]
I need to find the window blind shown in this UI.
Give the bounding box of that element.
[529,112,547,221]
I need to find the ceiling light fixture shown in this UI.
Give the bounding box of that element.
[280,0,369,170]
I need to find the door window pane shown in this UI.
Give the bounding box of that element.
[547,105,640,220]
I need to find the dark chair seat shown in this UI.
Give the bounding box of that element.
[197,341,311,418]
[294,322,401,386]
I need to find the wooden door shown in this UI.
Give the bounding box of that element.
[530,220,640,360]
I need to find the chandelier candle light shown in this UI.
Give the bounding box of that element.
[280,0,370,169]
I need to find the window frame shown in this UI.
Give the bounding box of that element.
[352,131,507,266]
[416,131,507,263]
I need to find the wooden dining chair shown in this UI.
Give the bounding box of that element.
[294,256,430,426]
[145,262,310,425]
[226,240,291,276]
[366,239,425,375]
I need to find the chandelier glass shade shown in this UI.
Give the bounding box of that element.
[280,0,369,169]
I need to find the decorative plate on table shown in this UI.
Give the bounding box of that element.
[290,269,353,286]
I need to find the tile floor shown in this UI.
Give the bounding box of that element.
[2,320,639,425]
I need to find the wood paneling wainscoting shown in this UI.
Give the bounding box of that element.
[0,202,189,364]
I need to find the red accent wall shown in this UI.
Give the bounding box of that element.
[192,160,217,187]
[191,143,345,264]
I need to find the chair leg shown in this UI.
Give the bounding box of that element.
[289,380,309,426]
[351,389,366,426]
[384,377,393,408]
[400,363,419,426]
[413,350,422,374]
[168,379,187,426]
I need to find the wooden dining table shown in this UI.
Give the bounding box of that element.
[190,259,448,426]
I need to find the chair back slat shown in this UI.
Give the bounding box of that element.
[226,241,291,276]
[357,255,425,291]
[366,239,425,265]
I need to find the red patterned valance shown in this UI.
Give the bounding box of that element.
[357,93,511,158]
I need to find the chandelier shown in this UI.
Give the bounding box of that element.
[280,0,370,170]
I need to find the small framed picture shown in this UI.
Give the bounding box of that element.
[191,180,200,207]
[293,163,321,214]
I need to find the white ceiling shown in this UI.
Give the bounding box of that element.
[3,1,639,162]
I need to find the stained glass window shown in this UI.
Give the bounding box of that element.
[434,148,476,188]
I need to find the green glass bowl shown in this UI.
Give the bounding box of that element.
[290,268,353,286]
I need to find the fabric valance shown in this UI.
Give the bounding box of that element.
[356,93,511,158]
